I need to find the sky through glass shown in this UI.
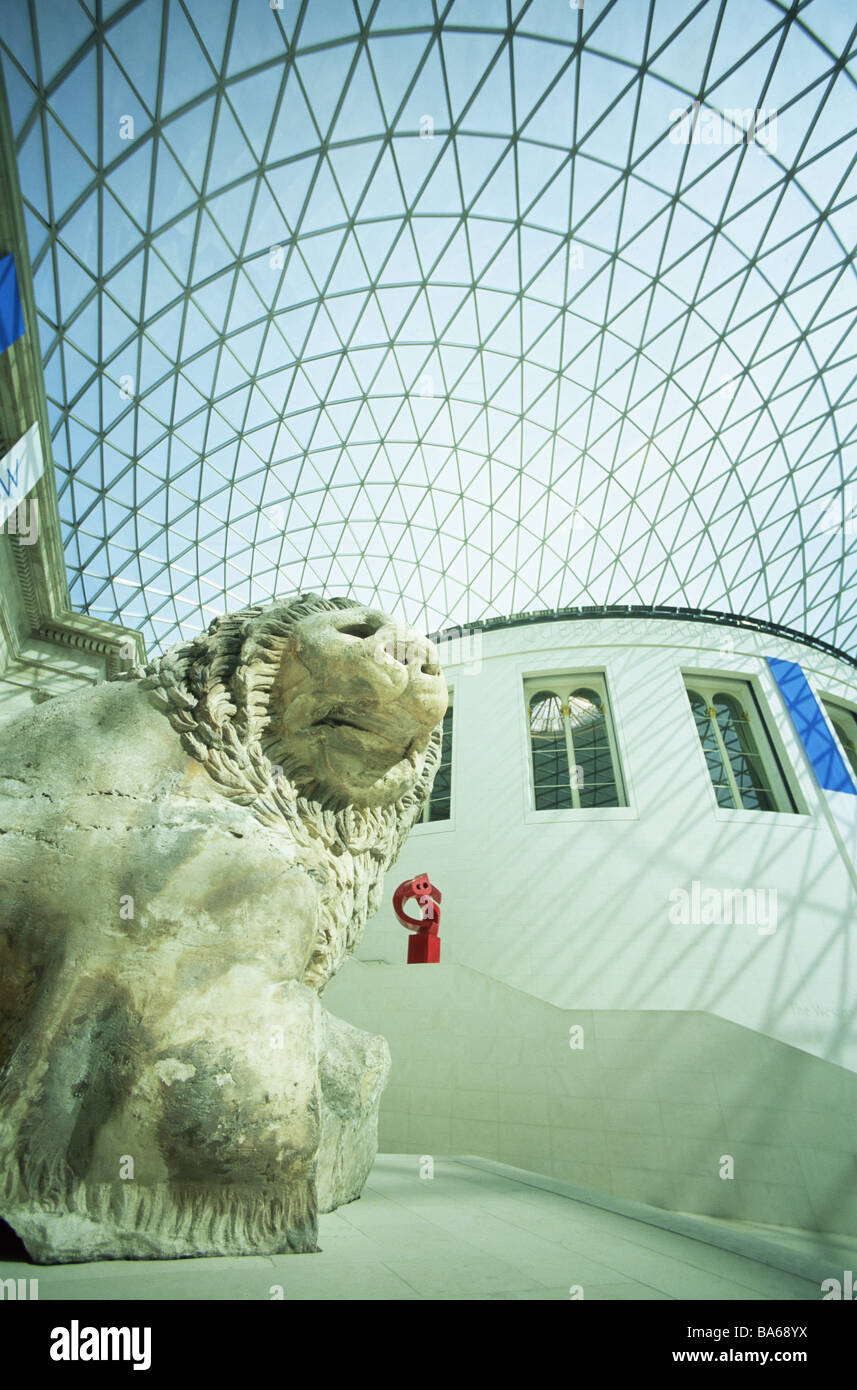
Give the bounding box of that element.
[1,0,856,656]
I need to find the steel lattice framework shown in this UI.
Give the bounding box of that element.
[1,0,856,656]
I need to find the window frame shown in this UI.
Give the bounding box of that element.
[414,690,454,831]
[523,669,633,817]
[681,670,804,817]
[819,692,857,789]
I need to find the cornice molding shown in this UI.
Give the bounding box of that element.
[10,532,40,627]
[33,612,145,677]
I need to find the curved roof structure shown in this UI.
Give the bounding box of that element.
[1,0,856,656]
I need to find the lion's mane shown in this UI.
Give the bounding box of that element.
[113,592,443,990]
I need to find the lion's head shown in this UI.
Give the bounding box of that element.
[118,593,448,989]
[264,599,447,810]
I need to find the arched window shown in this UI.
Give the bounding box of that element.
[685,678,796,812]
[527,677,625,809]
[529,690,571,809]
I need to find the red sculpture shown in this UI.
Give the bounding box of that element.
[393,873,442,963]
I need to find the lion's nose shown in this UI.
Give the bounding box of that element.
[336,612,442,679]
[379,625,443,680]
[412,633,441,677]
[388,626,441,677]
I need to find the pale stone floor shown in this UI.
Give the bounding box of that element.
[0,1156,844,1300]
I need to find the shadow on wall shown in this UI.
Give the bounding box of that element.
[323,961,857,1237]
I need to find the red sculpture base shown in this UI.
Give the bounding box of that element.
[407,933,441,964]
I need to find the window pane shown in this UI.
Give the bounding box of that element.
[530,690,572,809]
[713,692,775,811]
[528,681,625,809]
[686,682,792,812]
[689,691,735,804]
[568,686,619,806]
[567,688,603,725]
[588,781,621,807]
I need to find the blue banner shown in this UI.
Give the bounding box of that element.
[0,253,25,354]
[767,656,856,795]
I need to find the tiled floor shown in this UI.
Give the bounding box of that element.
[0,1156,834,1300]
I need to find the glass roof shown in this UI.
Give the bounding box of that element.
[2,0,856,656]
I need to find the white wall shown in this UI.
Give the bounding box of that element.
[325,961,857,1235]
[354,614,857,1071]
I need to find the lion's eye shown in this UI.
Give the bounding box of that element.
[339,623,377,640]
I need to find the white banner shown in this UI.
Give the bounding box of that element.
[0,421,44,527]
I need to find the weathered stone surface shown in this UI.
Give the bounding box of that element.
[0,595,446,1261]
[316,1011,391,1215]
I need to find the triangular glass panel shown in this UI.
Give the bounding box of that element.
[162,1,216,113]
[49,46,97,157]
[227,66,285,161]
[33,0,92,87]
[296,43,359,141]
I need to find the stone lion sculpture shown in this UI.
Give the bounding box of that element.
[0,594,447,1262]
